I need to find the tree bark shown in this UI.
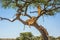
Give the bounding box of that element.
[33,23,49,40]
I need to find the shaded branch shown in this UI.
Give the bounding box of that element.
[23,2,32,18]
[25,14,32,18]
[0,15,28,25]
[18,18,27,25]
[33,23,49,40]
[0,17,16,22]
[0,17,27,25]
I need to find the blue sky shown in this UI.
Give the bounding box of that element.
[0,4,60,38]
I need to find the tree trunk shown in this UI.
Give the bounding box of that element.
[33,23,49,40]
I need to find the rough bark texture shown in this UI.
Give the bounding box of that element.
[33,23,49,40]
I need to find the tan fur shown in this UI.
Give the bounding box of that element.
[37,5,41,16]
[26,17,36,26]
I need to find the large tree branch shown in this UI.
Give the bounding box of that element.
[18,18,27,25]
[0,17,28,25]
[32,22,49,40]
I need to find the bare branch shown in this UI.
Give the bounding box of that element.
[25,14,32,18]
[23,2,32,18]
[0,17,16,22]
[0,16,28,25]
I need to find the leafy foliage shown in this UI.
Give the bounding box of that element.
[1,0,60,16]
[0,0,60,40]
[16,32,60,40]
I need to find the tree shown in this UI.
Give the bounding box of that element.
[0,0,60,40]
[56,36,60,40]
[49,36,57,40]
[16,32,41,40]
[16,37,20,40]
[16,32,33,40]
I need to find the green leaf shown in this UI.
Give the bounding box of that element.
[46,11,55,16]
[10,3,16,8]
[1,0,12,8]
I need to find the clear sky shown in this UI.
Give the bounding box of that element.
[0,4,60,38]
